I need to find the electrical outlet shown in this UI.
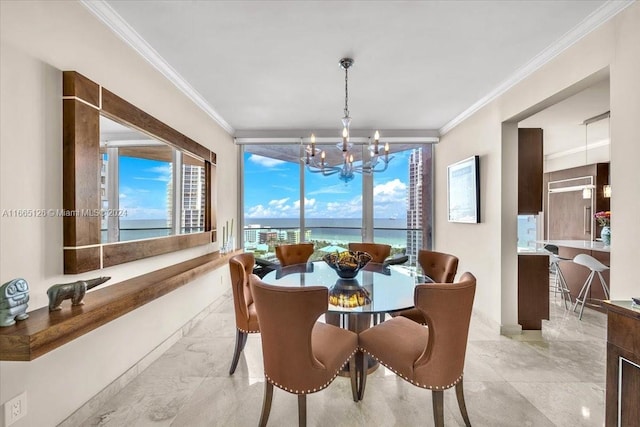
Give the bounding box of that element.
[4,391,27,426]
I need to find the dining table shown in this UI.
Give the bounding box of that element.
[261,260,433,385]
[262,260,430,313]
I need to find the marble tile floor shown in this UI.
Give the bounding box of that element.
[74,290,607,427]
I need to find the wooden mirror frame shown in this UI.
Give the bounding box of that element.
[62,71,216,274]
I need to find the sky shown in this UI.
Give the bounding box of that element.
[244,147,418,220]
[113,146,421,222]
[117,156,171,221]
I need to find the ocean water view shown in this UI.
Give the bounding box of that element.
[102,219,171,242]
[245,217,415,247]
[100,218,416,247]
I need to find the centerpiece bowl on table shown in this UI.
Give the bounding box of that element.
[322,250,373,279]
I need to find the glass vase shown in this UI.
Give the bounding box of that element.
[224,236,235,253]
[600,226,611,247]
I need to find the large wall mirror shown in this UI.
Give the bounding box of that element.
[63,71,217,274]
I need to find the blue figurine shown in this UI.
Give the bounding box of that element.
[0,278,30,327]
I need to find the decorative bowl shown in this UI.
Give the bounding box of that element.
[322,251,373,279]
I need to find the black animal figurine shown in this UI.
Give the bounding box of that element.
[47,277,111,311]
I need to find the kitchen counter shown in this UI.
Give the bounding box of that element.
[604,299,640,317]
[536,239,610,252]
[537,240,611,310]
[516,248,550,255]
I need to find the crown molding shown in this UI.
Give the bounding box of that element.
[81,0,235,135]
[439,0,634,136]
[233,129,440,145]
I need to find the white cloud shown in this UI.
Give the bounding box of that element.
[268,197,290,207]
[293,198,316,209]
[325,198,362,218]
[246,204,273,218]
[147,165,171,174]
[249,154,286,168]
[129,164,172,182]
[373,179,406,203]
[307,185,352,196]
[246,196,321,219]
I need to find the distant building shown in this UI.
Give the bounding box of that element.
[406,148,423,265]
[244,224,262,244]
[285,229,304,244]
[259,231,278,245]
[181,164,206,232]
[166,162,206,233]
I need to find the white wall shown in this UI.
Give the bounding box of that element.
[434,3,640,330]
[0,2,237,426]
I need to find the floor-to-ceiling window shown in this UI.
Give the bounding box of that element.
[373,145,433,265]
[242,144,301,261]
[241,142,433,267]
[303,141,363,261]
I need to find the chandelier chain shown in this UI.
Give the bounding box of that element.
[344,66,349,118]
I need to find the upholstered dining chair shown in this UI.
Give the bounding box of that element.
[249,277,359,427]
[359,272,477,427]
[348,242,391,263]
[275,243,315,267]
[228,253,260,375]
[391,249,459,324]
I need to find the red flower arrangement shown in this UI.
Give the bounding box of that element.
[594,211,611,227]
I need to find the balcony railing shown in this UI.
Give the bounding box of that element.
[243,224,422,267]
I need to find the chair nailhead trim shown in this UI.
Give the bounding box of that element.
[238,328,260,333]
[359,348,463,390]
[264,349,357,394]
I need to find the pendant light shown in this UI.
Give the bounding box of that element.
[582,121,592,199]
[603,112,611,198]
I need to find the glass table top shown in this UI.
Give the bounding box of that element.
[262,261,432,314]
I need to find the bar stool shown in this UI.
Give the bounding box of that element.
[572,254,610,320]
[544,244,572,309]
[549,253,572,309]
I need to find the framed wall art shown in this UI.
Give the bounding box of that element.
[447,155,480,223]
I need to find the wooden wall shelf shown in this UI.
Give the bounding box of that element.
[0,251,239,361]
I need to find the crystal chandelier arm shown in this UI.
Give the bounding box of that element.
[367,156,395,173]
[306,165,341,177]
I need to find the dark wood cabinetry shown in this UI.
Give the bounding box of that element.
[518,128,543,214]
[518,254,550,330]
[543,163,610,240]
[604,302,640,427]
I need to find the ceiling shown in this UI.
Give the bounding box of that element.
[88,0,628,138]
[520,77,610,157]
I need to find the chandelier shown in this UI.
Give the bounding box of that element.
[303,58,393,183]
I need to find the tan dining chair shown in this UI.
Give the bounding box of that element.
[348,242,391,263]
[359,272,476,427]
[228,253,260,375]
[250,277,359,426]
[275,243,315,267]
[391,249,459,324]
